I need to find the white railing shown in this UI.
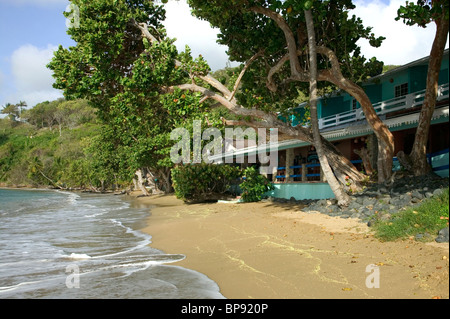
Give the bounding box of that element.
[318,83,449,130]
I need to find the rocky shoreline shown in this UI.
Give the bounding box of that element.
[266,173,449,243]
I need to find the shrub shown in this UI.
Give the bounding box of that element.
[240,166,274,202]
[171,163,242,202]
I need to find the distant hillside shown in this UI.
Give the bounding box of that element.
[0,99,106,190]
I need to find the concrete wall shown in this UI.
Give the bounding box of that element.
[266,182,335,200]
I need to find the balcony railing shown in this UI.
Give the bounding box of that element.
[275,148,449,182]
[318,83,449,130]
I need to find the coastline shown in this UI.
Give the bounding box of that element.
[134,193,449,299]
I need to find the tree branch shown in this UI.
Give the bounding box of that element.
[229,50,263,101]
[250,6,302,78]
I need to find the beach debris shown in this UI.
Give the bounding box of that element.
[342,287,353,291]
[217,199,242,204]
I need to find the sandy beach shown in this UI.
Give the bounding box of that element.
[133,193,449,299]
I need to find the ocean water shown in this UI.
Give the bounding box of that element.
[0,188,224,299]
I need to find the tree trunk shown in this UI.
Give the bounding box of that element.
[316,54,395,184]
[135,168,150,196]
[244,8,395,184]
[159,168,173,193]
[305,9,350,206]
[409,14,449,176]
[354,147,374,175]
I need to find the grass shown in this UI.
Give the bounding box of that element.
[373,187,449,242]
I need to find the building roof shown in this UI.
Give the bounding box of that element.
[366,48,449,84]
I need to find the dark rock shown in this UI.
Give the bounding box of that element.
[435,227,449,243]
[433,188,444,197]
[363,197,376,206]
[367,219,376,227]
[411,190,423,200]
[425,192,434,198]
[317,199,328,206]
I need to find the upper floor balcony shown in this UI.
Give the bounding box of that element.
[318,83,449,131]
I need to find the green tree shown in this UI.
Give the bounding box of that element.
[1,103,20,121]
[184,0,393,188]
[48,0,231,195]
[396,0,449,176]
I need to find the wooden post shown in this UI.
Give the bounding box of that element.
[285,148,294,183]
[302,164,307,182]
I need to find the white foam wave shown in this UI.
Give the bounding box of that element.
[54,190,80,203]
[67,253,92,260]
[0,279,46,293]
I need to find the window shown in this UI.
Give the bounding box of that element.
[352,99,358,110]
[395,83,408,97]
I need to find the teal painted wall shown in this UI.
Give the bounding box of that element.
[363,84,382,104]
[409,65,428,93]
[382,69,409,100]
[319,96,350,118]
[439,56,449,84]
[266,183,335,200]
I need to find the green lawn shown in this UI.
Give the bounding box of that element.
[373,188,449,242]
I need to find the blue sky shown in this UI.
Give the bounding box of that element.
[0,0,447,111]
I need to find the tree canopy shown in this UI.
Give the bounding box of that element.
[48,0,229,193]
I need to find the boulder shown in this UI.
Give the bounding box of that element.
[435,227,449,243]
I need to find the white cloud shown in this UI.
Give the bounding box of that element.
[163,0,237,70]
[6,44,63,108]
[11,44,58,92]
[352,0,447,65]
[162,0,448,69]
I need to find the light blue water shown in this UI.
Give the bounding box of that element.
[0,188,224,299]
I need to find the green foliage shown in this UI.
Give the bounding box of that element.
[47,0,224,188]
[240,166,274,202]
[373,188,449,242]
[187,0,385,119]
[1,103,20,120]
[396,0,449,28]
[21,99,95,130]
[0,100,111,190]
[171,163,242,202]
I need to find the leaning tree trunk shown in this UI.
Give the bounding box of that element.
[305,9,350,206]
[408,14,449,176]
[135,168,150,196]
[316,48,395,184]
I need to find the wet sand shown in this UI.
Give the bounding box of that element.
[134,193,449,299]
